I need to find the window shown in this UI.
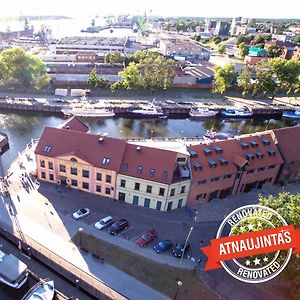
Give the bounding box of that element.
[219,157,228,166]
[224,174,232,179]
[162,171,168,179]
[177,199,183,208]
[44,145,52,153]
[159,188,165,196]
[267,178,272,182]
[96,173,102,181]
[135,182,140,191]
[255,151,264,159]
[258,167,265,172]
[102,157,111,165]
[137,166,143,174]
[268,165,276,169]
[40,160,45,168]
[106,175,111,183]
[196,194,207,200]
[59,164,66,172]
[267,149,276,157]
[48,162,53,170]
[120,179,126,187]
[133,195,139,205]
[261,138,270,145]
[247,169,255,174]
[240,142,249,149]
[250,141,258,148]
[123,163,128,171]
[70,157,77,162]
[144,198,150,208]
[204,148,212,155]
[246,153,255,161]
[214,146,223,154]
[198,180,207,185]
[211,177,220,182]
[177,157,186,162]
[49,174,54,181]
[41,171,46,179]
[71,179,77,187]
[82,182,89,190]
[150,169,155,177]
[170,188,175,197]
[188,150,198,158]
[193,162,202,171]
[208,159,217,168]
[180,186,186,194]
[105,187,111,195]
[96,185,101,193]
[167,202,173,211]
[146,185,152,193]
[82,170,89,178]
[71,167,77,175]
[156,201,162,211]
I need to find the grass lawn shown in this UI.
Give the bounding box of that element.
[72,232,218,300]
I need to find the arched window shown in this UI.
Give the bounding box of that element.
[70,157,78,162]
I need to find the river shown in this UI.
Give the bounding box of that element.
[0,111,297,174]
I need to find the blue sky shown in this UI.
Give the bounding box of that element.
[1,0,300,19]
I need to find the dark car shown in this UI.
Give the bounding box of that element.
[108,219,129,235]
[172,241,191,258]
[153,240,173,253]
[136,229,158,247]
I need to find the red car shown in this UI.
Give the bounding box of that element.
[136,229,158,247]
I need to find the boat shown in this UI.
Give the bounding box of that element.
[189,107,218,118]
[204,130,234,140]
[22,278,55,300]
[127,104,167,119]
[221,107,253,118]
[0,249,28,289]
[282,110,300,119]
[61,104,115,118]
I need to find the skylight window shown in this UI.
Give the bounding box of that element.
[261,138,270,145]
[137,166,143,174]
[188,150,198,158]
[44,145,52,153]
[267,149,276,157]
[250,141,258,148]
[149,169,155,177]
[214,146,223,154]
[240,142,249,149]
[219,157,228,166]
[123,163,128,171]
[203,148,212,155]
[102,157,111,165]
[208,159,217,168]
[193,162,202,171]
[255,151,264,159]
[162,171,168,179]
[246,153,255,161]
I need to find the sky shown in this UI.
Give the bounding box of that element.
[1,0,300,19]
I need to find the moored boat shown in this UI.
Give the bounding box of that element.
[189,107,218,118]
[221,107,253,118]
[282,110,300,119]
[61,104,115,118]
[21,278,55,300]
[127,104,167,119]
[0,249,28,289]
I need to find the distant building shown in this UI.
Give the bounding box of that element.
[159,39,210,60]
[76,51,97,62]
[214,21,230,36]
[264,40,297,60]
[205,19,217,34]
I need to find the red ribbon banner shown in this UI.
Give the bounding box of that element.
[201,225,300,270]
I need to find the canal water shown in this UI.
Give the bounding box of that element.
[0,111,298,174]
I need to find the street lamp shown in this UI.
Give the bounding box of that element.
[180,226,194,265]
[78,228,83,248]
[174,280,183,300]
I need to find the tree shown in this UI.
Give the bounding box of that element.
[238,66,253,96]
[267,46,283,58]
[105,52,124,64]
[116,62,141,90]
[213,64,237,94]
[0,47,49,89]
[294,35,300,43]
[87,68,107,89]
[217,44,226,55]
[238,42,249,57]
[91,19,95,27]
[253,60,277,97]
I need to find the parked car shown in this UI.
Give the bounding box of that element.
[172,241,191,258]
[72,208,90,220]
[153,240,173,253]
[94,216,114,230]
[136,229,158,247]
[108,219,129,235]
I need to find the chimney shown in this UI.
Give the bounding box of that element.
[136,146,141,152]
[98,137,104,144]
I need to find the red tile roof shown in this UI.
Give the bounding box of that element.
[272,126,300,163]
[57,116,89,133]
[119,144,178,185]
[188,133,283,182]
[35,127,126,171]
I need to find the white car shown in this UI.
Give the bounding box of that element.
[94,216,114,230]
[72,208,90,220]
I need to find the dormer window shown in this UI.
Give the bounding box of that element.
[214,146,223,154]
[149,169,155,177]
[219,157,228,166]
[208,159,217,168]
[193,162,202,171]
[240,142,249,149]
[137,166,143,174]
[246,153,255,161]
[204,148,212,156]
[44,145,52,153]
[255,151,264,159]
[123,163,128,171]
[267,149,276,157]
[250,141,258,148]
[261,138,270,145]
[162,171,168,179]
[102,157,111,165]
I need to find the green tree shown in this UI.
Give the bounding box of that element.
[116,62,141,90]
[238,42,249,57]
[294,35,300,43]
[105,52,124,64]
[253,60,277,97]
[267,46,283,58]
[238,66,253,96]
[217,44,226,55]
[0,47,49,89]
[87,68,107,89]
[213,64,237,94]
